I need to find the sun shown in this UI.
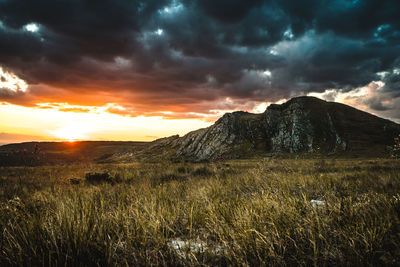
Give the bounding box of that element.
[51,125,89,142]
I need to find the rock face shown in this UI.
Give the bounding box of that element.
[175,111,265,160]
[153,96,400,161]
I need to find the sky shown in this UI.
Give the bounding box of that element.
[1,0,400,143]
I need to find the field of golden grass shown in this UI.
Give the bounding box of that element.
[1,158,400,266]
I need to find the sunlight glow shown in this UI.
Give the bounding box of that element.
[155,28,164,35]
[263,70,272,77]
[0,103,213,143]
[159,0,183,15]
[51,124,92,141]
[24,23,39,32]
[283,28,294,39]
[0,67,28,93]
[269,49,278,55]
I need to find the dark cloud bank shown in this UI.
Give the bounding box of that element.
[0,0,400,119]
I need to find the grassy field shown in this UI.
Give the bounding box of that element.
[0,158,400,266]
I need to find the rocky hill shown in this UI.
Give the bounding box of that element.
[143,96,400,161]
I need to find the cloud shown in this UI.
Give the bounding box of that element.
[0,0,399,120]
[308,81,400,122]
[0,66,28,95]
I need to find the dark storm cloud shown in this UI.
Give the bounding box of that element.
[193,0,263,23]
[0,0,400,118]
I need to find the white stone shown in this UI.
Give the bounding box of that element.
[310,199,325,208]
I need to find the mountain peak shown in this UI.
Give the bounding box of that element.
[266,96,326,112]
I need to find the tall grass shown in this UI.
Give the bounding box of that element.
[0,159,400,265]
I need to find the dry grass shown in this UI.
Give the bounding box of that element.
[0,158,400,266]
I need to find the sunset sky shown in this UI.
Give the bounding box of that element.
[1,0,400,144]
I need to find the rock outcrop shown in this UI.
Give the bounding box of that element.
[150,96,400,161]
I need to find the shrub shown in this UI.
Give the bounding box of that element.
[393,134,400,158]
[0,144,45,167]
[85,172,115,184]
[156,173,187,184]
[69,177,81,185]
[192,166,214,177]
[177,166,187,173]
